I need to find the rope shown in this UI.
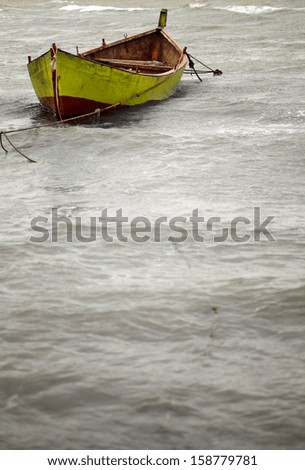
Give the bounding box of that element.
[1,132,37,163]
[184,69,219,75]
[1,71,176,163]
[1,50,221,163]
[0,132,8,153]
[186,52,222,77]
[186,53,202,82]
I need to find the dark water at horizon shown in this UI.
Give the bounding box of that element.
[0,0,305,450]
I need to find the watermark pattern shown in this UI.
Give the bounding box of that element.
[29,207,275,243]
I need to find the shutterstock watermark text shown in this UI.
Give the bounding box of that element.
[29,207,275,244]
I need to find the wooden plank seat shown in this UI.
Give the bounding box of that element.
[91,57,173,73]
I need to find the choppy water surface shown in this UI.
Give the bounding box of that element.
[0,0,305,450]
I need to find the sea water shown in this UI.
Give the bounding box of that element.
[0,0,304,449]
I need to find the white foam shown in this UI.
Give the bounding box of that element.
[60,4,80,10]
[60,4,149,13]
[216,5,284,15]
[189,2,208,9]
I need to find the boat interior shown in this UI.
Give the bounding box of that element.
[80,29,184,75]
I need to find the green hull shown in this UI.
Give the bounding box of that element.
[27,29,187,119]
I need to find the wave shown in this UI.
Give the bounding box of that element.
[215,5,285,15]
[189,2,208,9]
[60,4,150,13]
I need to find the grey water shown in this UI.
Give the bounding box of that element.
[0,0,305,450]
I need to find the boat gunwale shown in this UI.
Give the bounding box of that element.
[27,49,51,65]
[28,28,188,78]
[54,48,187,78]
[80,27,183,58]
[83,55,187,78]
[79,27,187,77]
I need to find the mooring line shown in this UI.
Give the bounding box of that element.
[1,49,220,162]
[0,132,8,153]
[0,107,112,163]
[186,52,222,77]
[2,132,37,163]
[0,70,178,163]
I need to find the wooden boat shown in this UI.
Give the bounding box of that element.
[27,9,188,119]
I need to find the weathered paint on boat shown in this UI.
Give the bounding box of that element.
[27,23,188,119]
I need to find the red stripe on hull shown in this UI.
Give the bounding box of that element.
[40,96,124,119]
